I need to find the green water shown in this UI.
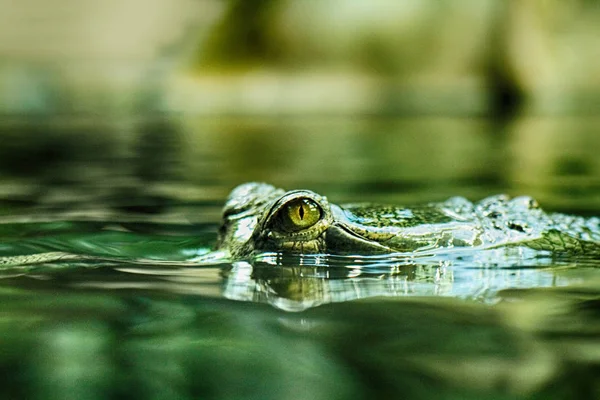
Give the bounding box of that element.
[1,116,599,399]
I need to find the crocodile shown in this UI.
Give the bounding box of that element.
[1,182,599,268]
[218,182,600,259]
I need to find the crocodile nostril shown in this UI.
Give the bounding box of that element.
[507,221,528,233]
[486,211,502,219]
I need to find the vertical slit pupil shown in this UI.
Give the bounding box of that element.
[299,204,305,219]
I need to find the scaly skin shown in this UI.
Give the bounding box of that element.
[218,183,600,258]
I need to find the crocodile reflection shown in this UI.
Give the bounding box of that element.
[218,182,600,259]
[220,251,570,311]
[222,261,454,311]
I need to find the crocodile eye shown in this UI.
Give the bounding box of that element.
[278,198,322,232]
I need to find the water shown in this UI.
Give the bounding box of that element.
[1,116,600,399]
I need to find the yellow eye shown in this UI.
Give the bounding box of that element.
[280,198,322,232]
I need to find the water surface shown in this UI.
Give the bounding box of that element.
[1,116,599,399]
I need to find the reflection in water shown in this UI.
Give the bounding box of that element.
[220,248,577,311]
[0,245,578,313]
[223,261,450,311]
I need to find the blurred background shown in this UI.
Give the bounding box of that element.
[2,3,600,400]
[0,0,599,216]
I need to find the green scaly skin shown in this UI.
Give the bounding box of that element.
[218,183,600,259]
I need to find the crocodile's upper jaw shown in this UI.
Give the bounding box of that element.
[321,222,396,254]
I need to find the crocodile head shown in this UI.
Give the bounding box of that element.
[217,182,483,258]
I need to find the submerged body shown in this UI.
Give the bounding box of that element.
[218,183,600,259]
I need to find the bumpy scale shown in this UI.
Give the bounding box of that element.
[218,183,600,259]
